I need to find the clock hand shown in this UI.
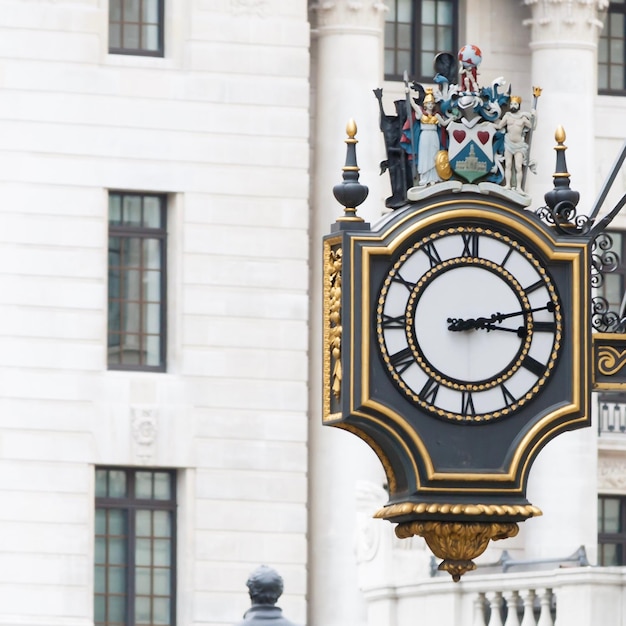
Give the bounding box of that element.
[447,302,555,332]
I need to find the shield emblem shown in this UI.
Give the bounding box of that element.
[447,121,496,183]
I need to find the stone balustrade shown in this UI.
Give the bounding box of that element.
[361,567,626,626]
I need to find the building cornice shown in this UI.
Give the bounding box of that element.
[310,0,386,31]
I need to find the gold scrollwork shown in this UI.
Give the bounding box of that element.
[395,520,519,581]
[598,345,626,377]
[328,247,343,398]
[374,501,542,520]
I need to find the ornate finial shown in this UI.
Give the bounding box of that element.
[333,120,369,223]
[544,126,580,216]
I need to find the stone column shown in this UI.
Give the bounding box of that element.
[308,3,387,626]
[523,0,606,209]
[523,0,606,562]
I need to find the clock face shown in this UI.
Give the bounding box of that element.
[376,225,563,422]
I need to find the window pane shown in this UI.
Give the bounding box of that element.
[611,38,624,63]
[143,25,160,51]
[136,538,152,566]
[438,25,452,51]
[109,509,127,536]
[153,597,170,625]
[153,568,170,595]
[602,542,620,565]
[125,0,140,21]
[437,1,453,24]
[109,538,127,565]
[95,537,107,565]
[108,566,126,594]
[123,302,141,333]
[144,239,161,270]
[108,595,126,623]
[610,64,624,90]
[397,23,411,50]
[153,538,171,566]
[422,0,436,23]
[125,270,141,301]
[109,24,121,49]
[143,197,162,227]
[136,566,152,595]
[136,596,152,624]
[397,51,411,75]
[421,25,435,53]
[123,196,142,226]
[136,510,152,536]
[123,238,141,268]
[144,271,161,302]
[154,473,171,500]
[123,24,140,49]
[143,0,159,22]
[94,595,106,622]
[136,472,153,498]
[145,335,161,366]
[153,511,171,537]
[397,0,411,22]
[144,304,161,334]
[95,566,106,593]
[109,195,122,225]
[96,471,108,497]
[604,498,621,532]
[96,509,107,535]
[109,471,127,497]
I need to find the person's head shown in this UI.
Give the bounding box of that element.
[424,89,435,112]
[510,96,521,111]
[246,565,284,606]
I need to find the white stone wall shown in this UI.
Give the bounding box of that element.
[0,2,310,625]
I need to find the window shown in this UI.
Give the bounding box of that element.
[599,1,626,93]
[109,0,164,56]
[95,468,176,626]
[108,192,167,371]
[384,0,458,82]
[598,495,626,565]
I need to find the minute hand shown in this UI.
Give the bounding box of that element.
[447,301,555,332]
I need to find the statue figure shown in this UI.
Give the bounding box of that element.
[373,88,412,208]
[235,565,300,626]
[494,95,536,191]
[404,87,449,187]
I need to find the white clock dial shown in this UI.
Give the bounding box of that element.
[376,226,562,422]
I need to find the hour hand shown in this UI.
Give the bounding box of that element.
[446,316,491,331]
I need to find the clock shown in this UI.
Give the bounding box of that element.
[376,224,563,422]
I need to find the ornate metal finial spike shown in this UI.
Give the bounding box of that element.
[544,125,580,218]
[333,119,369,223]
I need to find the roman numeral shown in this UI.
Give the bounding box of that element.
[422,241,442,267]
[420,378,440,404]
[500,384,517,407]
[391,272,416,291]
[521,354,545,377]
[389,347,414,374]
[532,321,556,333]
[461,233,479,257]
[381,314,406,329]
[524,279,545,294]
[461,390,476,417]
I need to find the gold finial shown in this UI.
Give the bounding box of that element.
[555,126,566,145]
[532,86,542,98]
[346,119,357,140]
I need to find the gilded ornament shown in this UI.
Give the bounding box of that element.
[598,345,626,376]
[395,520,519,581]
[328,247,343,398]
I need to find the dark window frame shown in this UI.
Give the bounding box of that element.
[109,0,165,57]
[384,0,459,83]
[598,494,626,565]
[108,191,167,372]
[95,467,177,626]
[599,1,626,95]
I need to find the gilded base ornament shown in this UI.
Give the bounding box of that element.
[395,520,519,582]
